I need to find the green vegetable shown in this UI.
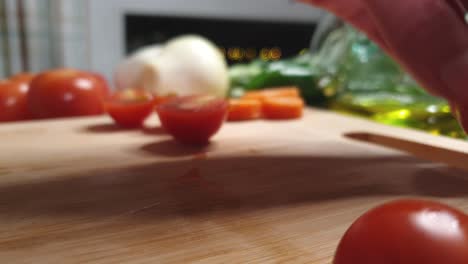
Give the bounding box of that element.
[229,56,326,106]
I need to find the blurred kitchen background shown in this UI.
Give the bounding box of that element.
[0,0,88,78]
[0,0,323,80]
[1,0,464,138]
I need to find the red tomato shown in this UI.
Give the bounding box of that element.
[89,72,110,98]
[9,72,36,83]
[334,199,468,264]
[104,88,155,128]
[0,80,30,122]
[156,95,228,144]
[153,95,176,106]
[28,68,107,119]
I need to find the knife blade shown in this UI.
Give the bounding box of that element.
[345,132,468,172]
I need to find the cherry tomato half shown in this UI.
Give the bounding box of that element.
[153,95,176,106]
[28,68,107,119]
[156,95,228,145]
[104,88,155,128]
[0,80,30,122]
[334,199,468,264]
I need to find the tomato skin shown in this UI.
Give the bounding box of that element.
[9,72,36,83]
[104,89,154,128]
[156,95,228,145]
[90,72,111,98]
[334,199,468,264]
[0,80,30,122]
[28,69,106,119]
[153,95,176,106]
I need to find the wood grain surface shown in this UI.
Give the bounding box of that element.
[1,109,468,263]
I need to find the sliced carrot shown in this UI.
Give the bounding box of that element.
[242,87,300,102]
[242,91,266,101]
[227,98,262,121]
[262,97,304,120]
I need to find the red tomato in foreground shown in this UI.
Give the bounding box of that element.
[0,80,30,122]
[334,199,468,264]
[105,88,154,128]
[156,95,228,145]
[9,72,36,83]
[28,69,106,119]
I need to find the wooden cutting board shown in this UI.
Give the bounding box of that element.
[1,109,468,263]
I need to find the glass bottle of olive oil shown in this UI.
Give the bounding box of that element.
[315,25,465,139]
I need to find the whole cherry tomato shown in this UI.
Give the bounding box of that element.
[90,72,111,98]
[104,88,155,128]
[156,95,228,145]
[9,72,36,83]
[28,68,107,119]
[0,80,30,122]
[334,199,468,264]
